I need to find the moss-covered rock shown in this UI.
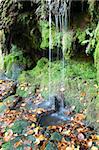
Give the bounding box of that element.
[17,58,97,115]
[4,45,32,79]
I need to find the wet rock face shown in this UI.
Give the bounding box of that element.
[54,95,65,112]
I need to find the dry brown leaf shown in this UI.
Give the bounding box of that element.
[27,130,34,135]
[80,92,86,97]
[75,113,86,121]
[14,140,22,148]
[58,141,67,150]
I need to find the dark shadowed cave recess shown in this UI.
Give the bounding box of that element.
[2,0,96,69]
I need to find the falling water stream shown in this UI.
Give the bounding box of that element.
[48,0,71,100]
[39,0,72,126]
[48,0,52,100]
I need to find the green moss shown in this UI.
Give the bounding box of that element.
[39,20,61,49]
[2,141,13,150]
[11,120,29,134]
[4,45,32,79]
[17,58,97,114]
[63,31,73,58]
[94,23,99,83]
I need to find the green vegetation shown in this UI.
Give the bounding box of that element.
[39,20,61,49]
[4,45,32,79]
[17,58,97,115]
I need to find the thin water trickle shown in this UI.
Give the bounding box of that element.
[0,47,4,72]
[48,0,52,100]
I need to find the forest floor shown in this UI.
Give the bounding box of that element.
[0,80,99,150]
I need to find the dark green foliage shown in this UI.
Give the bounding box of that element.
[50,132,62,141]
[2,141,13,150]
[11,120,29,134]
[45,141,58,150]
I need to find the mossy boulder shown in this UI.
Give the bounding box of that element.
[4,45,32,79]
[17,58,97,115]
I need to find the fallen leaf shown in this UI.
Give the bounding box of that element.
[3,129,13,142]
[87,140,92,147]
[34,127,40,135]
[66,146,74,150]
[80,92,86,97]
[91,146,98,150]
[14,140,22,148]
[27,130,34,135]
[62,130,71,135]
[75,113,86,121]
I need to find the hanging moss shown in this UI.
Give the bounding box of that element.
[39,20,61,50]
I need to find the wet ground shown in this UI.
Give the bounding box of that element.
[0,79,99,150]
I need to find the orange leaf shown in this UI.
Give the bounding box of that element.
[75,113,86,121]
[27,130,34,135]
[80,92,86,97]
[14,140,22,148]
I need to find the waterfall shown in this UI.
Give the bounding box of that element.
[48,0,71,107]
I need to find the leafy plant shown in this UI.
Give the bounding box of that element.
[76,23,98,55]
[39,20,61,49]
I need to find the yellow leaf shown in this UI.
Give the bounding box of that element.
[34,127,40,135]
[0,80,3,84]
[35,135,46,145]
[31,123,35,128]
[96,135,99,140]
[91,146,98,150]
[37,134,46,141]
[24,87,28,91]
[21,87,24,90]
[0,102,3,106]
[66,146,74,150]
[62,130,71,135]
